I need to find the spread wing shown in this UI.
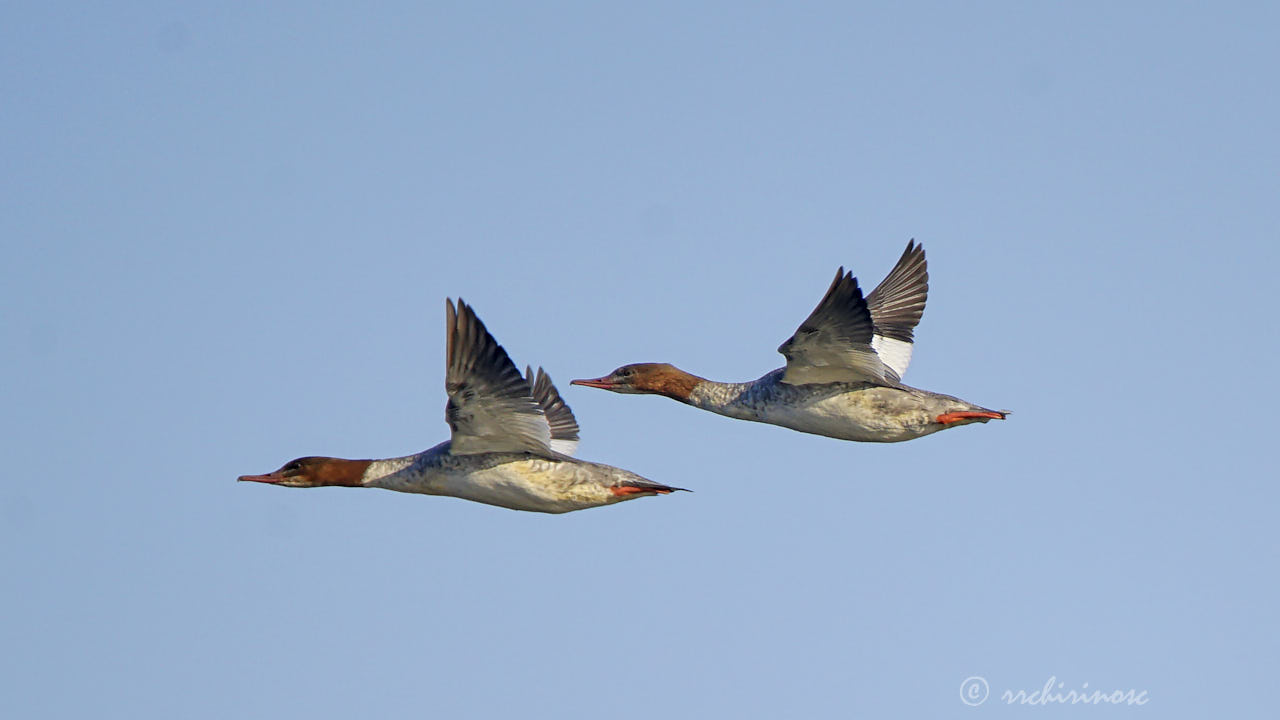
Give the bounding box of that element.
[778,268,899,385]
[777,241,928,386]
[865,240,928,378]
[526,366,580,456]
[445,299,553,455]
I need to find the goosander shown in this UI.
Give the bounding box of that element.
[572,241,1008,443]
[239,299,683,513]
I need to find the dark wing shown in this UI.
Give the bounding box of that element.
[445,299,552,455]
[777,268,899,385]
[865,240,928,378]
[526,366,580,456]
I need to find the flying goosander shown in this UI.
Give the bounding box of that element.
[239,299,683,513]
[571,241,1008,443]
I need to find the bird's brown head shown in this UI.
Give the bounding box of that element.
[570,363,702,401]
[237,456,370,488]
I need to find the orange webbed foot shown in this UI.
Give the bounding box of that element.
[936,411,1006,425]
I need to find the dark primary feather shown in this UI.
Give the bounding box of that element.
[526,365,580,448]
[865,240,928,343]
[445,299,552,455]
[789,267,877,347]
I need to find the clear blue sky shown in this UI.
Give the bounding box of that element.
[3,2,1276,717]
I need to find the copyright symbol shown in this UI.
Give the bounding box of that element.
[960,676,989,706]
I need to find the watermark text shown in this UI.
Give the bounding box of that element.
[961,675,1149,707]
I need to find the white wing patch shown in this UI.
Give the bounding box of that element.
[549,438,580,456]
[871,335,914,379]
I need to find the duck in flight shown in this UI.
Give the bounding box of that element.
[239,299,683,513]
[571,241,1007,443]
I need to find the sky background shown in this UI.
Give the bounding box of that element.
[3,2,1277,717]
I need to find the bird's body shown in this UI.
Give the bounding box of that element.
[360,441,671,514]
[239,300,682,513]
[687,368,1002,443]
[573,241,1007,443]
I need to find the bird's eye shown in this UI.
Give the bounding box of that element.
[282,461,302,474]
